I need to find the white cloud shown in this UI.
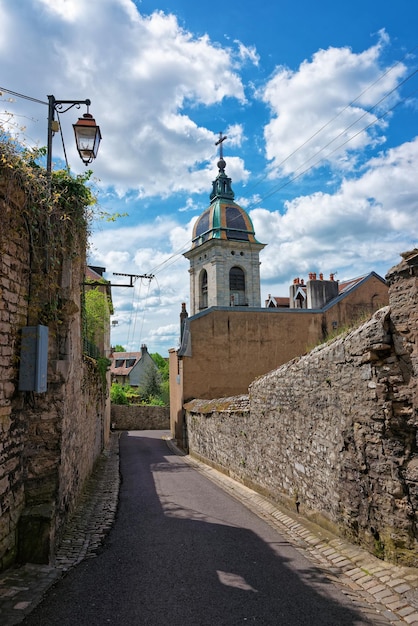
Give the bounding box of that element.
[179,198,204,214]
[0,4,11,52]
[251,137,418,291]
[103,135,418,350]
[223,124,245,148]
[2,2,417,356]
[90,213,192,351]
[0,0,246,197]
[37,0,86,21]
[234,41,260,67]
[236,193,262,209]
[260,31,407,178]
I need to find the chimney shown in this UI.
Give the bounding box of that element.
[307,272,339,309]
[141,344,148,354]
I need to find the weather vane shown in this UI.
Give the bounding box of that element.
[215,131,227,159]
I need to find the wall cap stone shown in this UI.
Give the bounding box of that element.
[184,395,250,414]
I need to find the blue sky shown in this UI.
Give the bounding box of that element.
[1,0,418,356]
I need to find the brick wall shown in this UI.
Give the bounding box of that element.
[185,251,418,566]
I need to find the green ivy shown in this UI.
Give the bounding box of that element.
[96,357,111,390]
[0,139,96,327]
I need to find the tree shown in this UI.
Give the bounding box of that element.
[139,364,162,403]
[151,352,169,381]
[113,344,126,352]
[84,287,109,350]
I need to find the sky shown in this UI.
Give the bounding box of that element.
[1,0,418,356]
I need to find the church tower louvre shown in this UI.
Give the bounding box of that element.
[183,134,266,316]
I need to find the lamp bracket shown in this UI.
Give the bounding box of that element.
[52,98,91,115]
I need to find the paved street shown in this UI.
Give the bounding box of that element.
[16,431,409,625]
[0,430,417,625]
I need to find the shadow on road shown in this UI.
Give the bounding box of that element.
[23,431,376,626]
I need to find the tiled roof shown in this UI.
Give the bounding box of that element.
[267,272,384,309]
[86,266,105,281]
[273,296,290,307]
[110,351,142,376]
[338,275,368,294]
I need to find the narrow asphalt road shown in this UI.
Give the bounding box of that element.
[22,431,386,625]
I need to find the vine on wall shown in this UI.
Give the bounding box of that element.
[0,139,96,327]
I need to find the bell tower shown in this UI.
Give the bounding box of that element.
[184,134,266,315]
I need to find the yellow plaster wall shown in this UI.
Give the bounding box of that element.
[169,275,388,442]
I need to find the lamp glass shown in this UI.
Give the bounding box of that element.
[73,114,101,165]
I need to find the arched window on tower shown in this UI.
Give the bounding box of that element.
[229,266,246,306]
[199,269,208,310]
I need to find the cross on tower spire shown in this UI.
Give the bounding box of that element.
[215,131,227,159]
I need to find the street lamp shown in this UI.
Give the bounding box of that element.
[73,112,102,166]
[47,95,101,173]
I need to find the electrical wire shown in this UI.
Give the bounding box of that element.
[143,66,418,282]
[248,83,418,206]
[235,44,418,198]
[127,279,143,349]
[0,86,47,106]
[148,240,192,275]
[56,111,70,170]
[152,274,162,307]
[298,66,418,171]
[108,47,418,350]
[137,277,152,350]
[242,66,418,212]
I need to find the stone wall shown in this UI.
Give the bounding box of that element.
[0,159,108,569]
[0,188,29,570]
[185,252,418,566]
[111,404,170,431]
[170,273,388,441]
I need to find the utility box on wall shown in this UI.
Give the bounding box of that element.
[18,325,49,393]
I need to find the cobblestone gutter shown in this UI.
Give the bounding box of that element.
[0,433,120,625]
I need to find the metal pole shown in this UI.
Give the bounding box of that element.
[46,95,55,174]
[46,96,93,173]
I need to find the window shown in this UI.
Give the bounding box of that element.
[225,206,249,241]
[229,267,246,305]
[200,269,208,309]
[195,209,210,243]
[230,266,245,291]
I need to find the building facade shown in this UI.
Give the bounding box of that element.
[184,153,265,314]
[110,345,158,388]
[169,149,389,447]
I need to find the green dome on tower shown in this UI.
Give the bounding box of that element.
[184,133,266,315]
[191,154,260,249]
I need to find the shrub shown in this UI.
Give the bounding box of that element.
[110,382,129,405]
